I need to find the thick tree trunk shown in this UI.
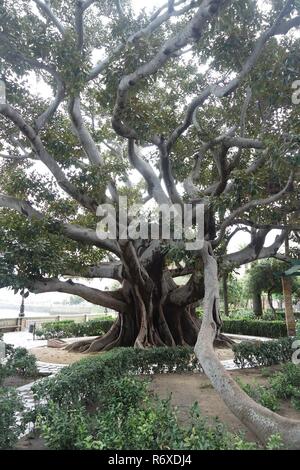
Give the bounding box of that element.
[65,302,204,353]
[252,291,263,317]
[194,242,300,449]
[282,276,296,336]
[66,241,231,353]
[267,288,276,317]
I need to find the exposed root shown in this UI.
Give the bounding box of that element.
[214,332,235,348]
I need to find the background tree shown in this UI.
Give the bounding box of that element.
[245,258,300,322]
[0,0,300,447]
[220,271,244,315]
[245,259,285,316]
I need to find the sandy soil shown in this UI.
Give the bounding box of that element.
[29,344,234,364]
[149,366,300,443]
[16,364,300,450]
[29,346,98,364]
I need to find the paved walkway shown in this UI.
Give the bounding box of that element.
[3,331,47,349]
[226,333,272,343]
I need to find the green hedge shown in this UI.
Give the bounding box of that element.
[32,347,285,450]
[35,318,114,339]
[222,319,287,338]
[233,337,294,368]
[36,318,289,341]
[33,347,199,405]
[0,388,24,449]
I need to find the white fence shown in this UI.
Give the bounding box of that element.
[0,313,116,332]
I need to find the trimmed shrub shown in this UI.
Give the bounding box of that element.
[32,347,285,450]
[233,337,294,368]
[5,347,39,378]
[236,379,280,412]
[0,387,24,449]
[236,363,300,415]
[37,317,291,341]
[269,363,300,410]
[222,319,287,338]
[0,365,7,386]
[32,347,199,405]
[35,318,114,339]
[36,387,258,450]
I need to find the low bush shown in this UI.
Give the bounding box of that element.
[33,347,285,450]
[222,319,287,338]
[269,363,300,410]
[0,365,7,386]
[236,379,280,412]
[5,347,39,378]
[236,363,300,415]
[233,337,294,368]
[32,347,199,405]
[35,317,114,339]
[0,387,24,449]
[36,386,257,450]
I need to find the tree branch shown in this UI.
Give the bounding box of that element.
[69,97,118,202]
[222,229,289,269]
[87,0,200,82]
[64,262,123,281]
[167,87,212,150]
[75,0,84,51]
[32,0,65,36]
[0,193,120,255]
[29,277,128,312]
[212,0,296,98]
[112,0,226,138]
[155,137,183,205]
[0,103,98,212]
[213,172,294,246]
[128,139,170,205]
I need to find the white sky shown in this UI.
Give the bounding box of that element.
[0,0,285,308]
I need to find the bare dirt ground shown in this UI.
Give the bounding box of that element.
[29,344,234,364]
[149,366,300,443]
[18,344,300,450]
[29,346,97,364]
[16,364,300,450]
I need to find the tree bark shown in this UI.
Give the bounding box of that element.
[267,288,276,317]
[252,291,263,317]
[194,242,300,449]
[282,276,296,336]
[65,296,205,353]
[66,249,205,352]
[222,273,229,316]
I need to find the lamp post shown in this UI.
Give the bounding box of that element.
[18,289,26,332]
